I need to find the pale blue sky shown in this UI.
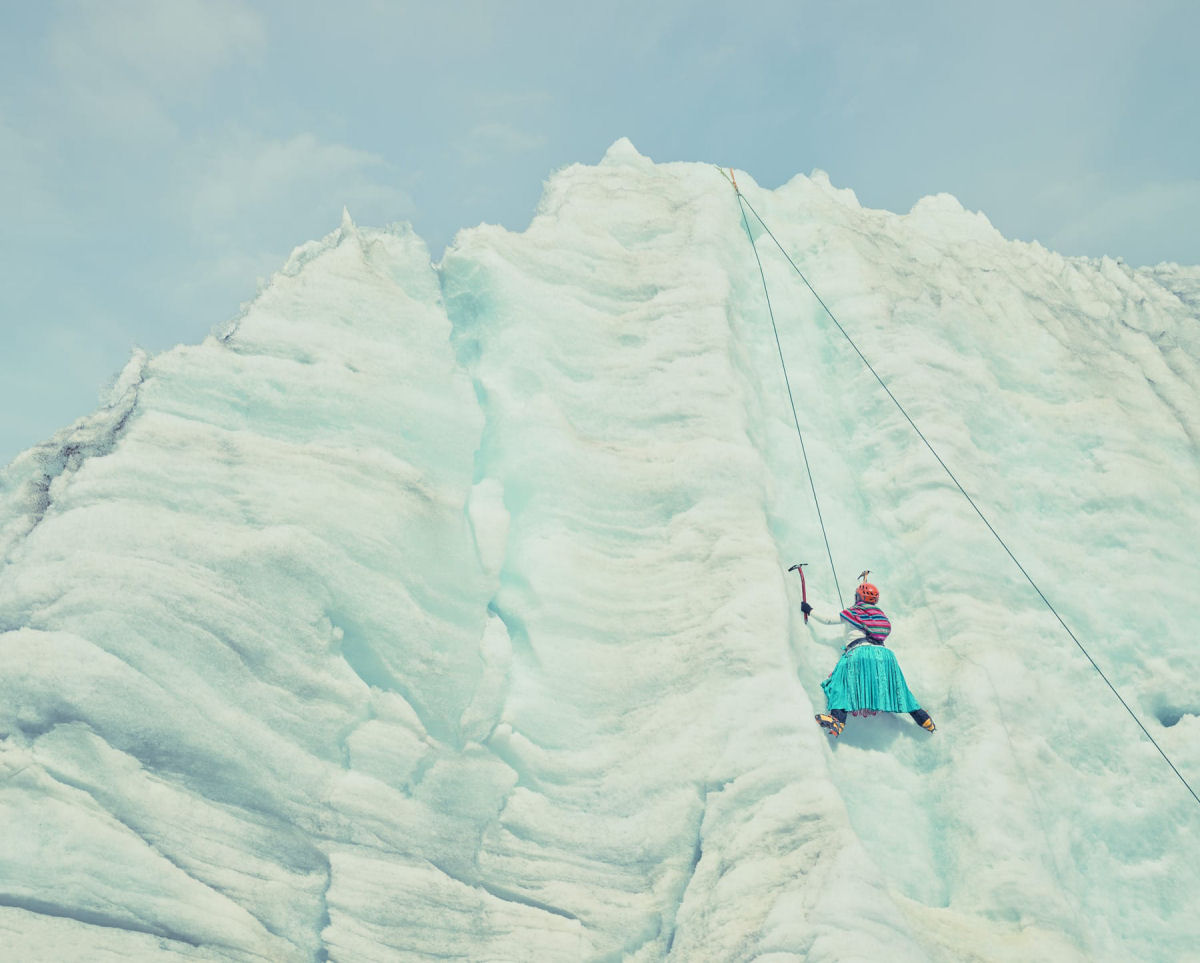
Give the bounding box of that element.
[2,0,1197,466]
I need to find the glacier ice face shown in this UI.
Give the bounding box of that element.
[1,146,1198,961]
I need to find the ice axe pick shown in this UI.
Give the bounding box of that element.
[788,563,809,622]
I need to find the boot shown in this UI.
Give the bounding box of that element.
[815,713,844,737]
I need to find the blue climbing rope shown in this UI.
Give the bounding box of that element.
[722,168,1200,811]
[723,167,843,609]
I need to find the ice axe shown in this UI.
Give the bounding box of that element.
[788,563,809,622]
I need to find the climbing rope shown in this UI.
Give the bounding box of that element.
[722,167,843,609]
[721,168,1200,810]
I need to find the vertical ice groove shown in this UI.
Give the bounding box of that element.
[662,784,708,956]
[437,152,922,959]
[314,850,333,963]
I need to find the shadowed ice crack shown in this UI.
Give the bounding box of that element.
[1,352,146,557]
[0,896,203,950]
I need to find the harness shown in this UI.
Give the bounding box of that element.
[843,637,884,654]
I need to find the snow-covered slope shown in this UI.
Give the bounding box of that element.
[1,141,1197,962]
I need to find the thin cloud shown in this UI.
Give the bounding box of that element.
[45,0,264,135]
[185,131,412,239]
[49,0,264,89]
[0,118,73,236]
[460,123,549,167]
[1047,178,1200,267]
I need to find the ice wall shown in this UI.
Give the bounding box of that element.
[1,142,1197,961]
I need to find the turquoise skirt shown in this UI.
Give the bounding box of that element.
[822,644,922,714]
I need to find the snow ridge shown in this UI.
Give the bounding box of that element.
[0,350,146,561]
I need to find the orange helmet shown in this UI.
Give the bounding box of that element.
[855,571,880,604]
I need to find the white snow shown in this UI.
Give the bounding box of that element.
[1,141,1198,961]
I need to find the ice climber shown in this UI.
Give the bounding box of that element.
[802,574,936,737]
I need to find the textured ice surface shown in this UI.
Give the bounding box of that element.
[1,142,1198,961]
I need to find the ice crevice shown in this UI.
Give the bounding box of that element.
[1154,704,1199,728]
[314,851,334,962]
[470,877,581,925]
[0,896,204,951]
[663,781,713,955]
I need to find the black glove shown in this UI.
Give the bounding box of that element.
[800,602,812,615]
